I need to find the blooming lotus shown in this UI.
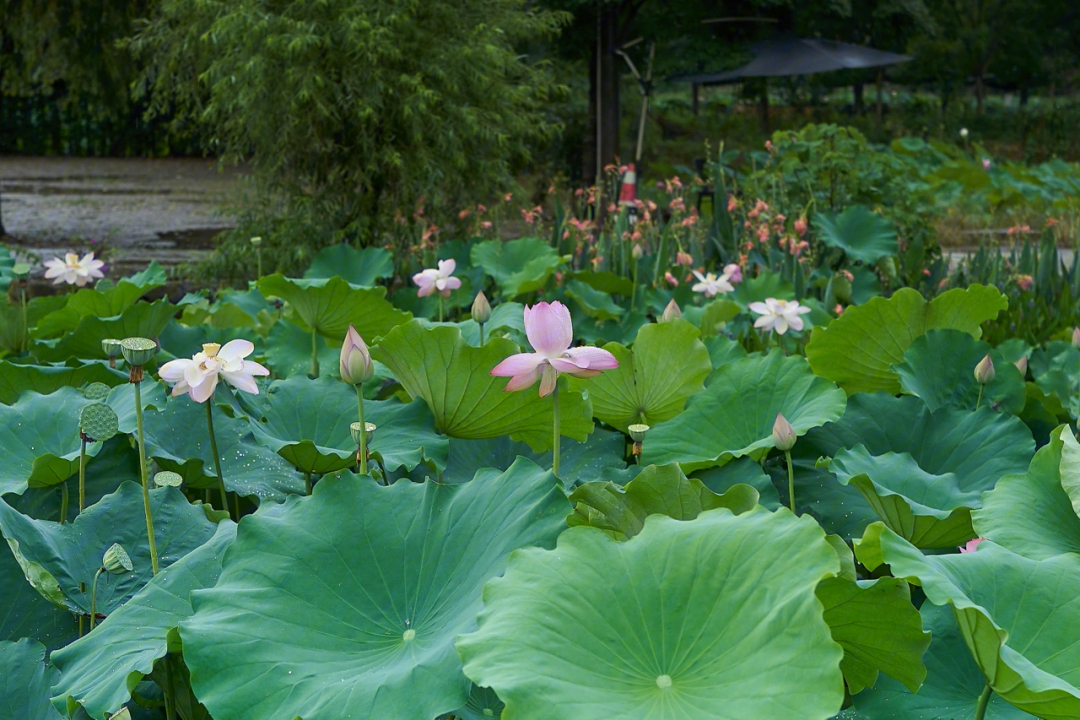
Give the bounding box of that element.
[723,263,743,284]
[412,259,462,298]
[43,252,105,287]
[491,301,618,397]
[159,340,269,403]
[691,270,734,298]
[749,298,812,335]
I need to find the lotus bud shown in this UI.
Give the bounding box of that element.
[101,338,122,367]
[974,354,995,385]
[81,382,111,400]
[472,291,492,324]
[13,262,30,280]
[959,127,969,139]
[108,709,132,720]
[154,471,183,488]
[79,403,119,443]
[772,413,796,451]
[660,300,682,323]
[102,543,133,575]
[339,325,374,385]
[1014,356,1028,376]
[119,338,158,382]
[249,236,263,248]
[351,421,376,447]
[631,243,644,260]
[1073,327,1080,349]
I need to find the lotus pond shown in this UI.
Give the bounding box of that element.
[1,238,1080,720]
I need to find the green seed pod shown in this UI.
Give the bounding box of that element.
[79,403,119,443]
[350,421,376,446]
[250,236,263,248]
[628,424,650,443]
[81,382,112,400]
[120,337,157,366]
[12,263,31,280]
[102,543,133,575]
[154,471,184,488]
[101,338,123,359]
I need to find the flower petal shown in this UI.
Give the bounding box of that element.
[190,374,219,403]
[217,339,255,362]
[437,258,456,277]
[223,370,259,395]
[444,276,462,290]
[159,358,193,383]
[748,301,770,315]
[503,366,542,392]
[564,346,619,370]
[491,353,543,378]
[524,301,572,356]
[538,364,558,397]
[243,360,271,377]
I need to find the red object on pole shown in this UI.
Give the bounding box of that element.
[618,164,637,207]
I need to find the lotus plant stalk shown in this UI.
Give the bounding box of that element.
[78,402,118,516]
[1073,327,1080,432]
[14,264,30,353]
[773,413,798,513]
[311,329,320,377]
[340,325,375,476]
[974,681,992,720]
[121,337,161,575]
[78,438,87,513]
[205,400,231,519]
[552,383,561,477]
[59,482,69,524]
[251,236,263,279]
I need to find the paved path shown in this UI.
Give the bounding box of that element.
[0,156,243,276]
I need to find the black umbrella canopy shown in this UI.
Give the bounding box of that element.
[671,38,913,84]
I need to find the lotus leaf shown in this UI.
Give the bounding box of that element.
[0,362,125,405]
[0,639,62,720]
[257,274,410,341]
[470,237,564,298]
[31,300,177,364]
[304,244,394,286]
[813,205,898,264]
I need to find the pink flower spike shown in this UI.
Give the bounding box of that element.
[959,538,985,553]
[158,340,269,403]
[491,301,618,397]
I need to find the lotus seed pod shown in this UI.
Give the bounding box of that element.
[101,338,123,359]
[102,543,133,575]
[79,403,119,443]
[81,382,112,400]
[154,471,183,488]
[772,413,797,451]
[350,421,376,446]
[12,262,31,280]
[471,291,492,325]
[660,299,682,323]
[108,708,132,720]
[628,424,650,443]
[120,337,157,367]
[250,236,263,248]
[974,354,995,385]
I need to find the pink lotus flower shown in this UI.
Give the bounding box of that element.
[159,340,269,403]
[959,538,985,553]
[723,263,743,284]
[43,252,105,287]
[749,298,812,335]
[982,158,992,170]
[490,301,618,397]
[412,259,462,298]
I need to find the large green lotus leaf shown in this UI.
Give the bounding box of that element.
[31,300,178,363]
[729,271,795,307]
[793,393,1034,541]
[813,205,898,264]
[101,380,167,435]
[372,322,593,452]
[568,319,711,432]
[180,458,570,720]
[33,266,165,339]
[0,362,125,405]
[443,685,504,720]
[141,394,305,500]
[304,244,394,286]
[816,576,930,695]
[0,539,77,650]
[702,335,748,369]
[261,318,340,377]
[567,463,759,539]
[642,352,847,470]
[457,506,845,720]
[570,270,635,297]
[442,429,633,488]
[894,329,1025,414]
[858,528,1080,719]
[852,602,1034,720]
[806,286,1008,395]
[831,445,979,548]
[242,375,447,475]
[470,237,564,298]
[693,456,781,508]
[49,522,236,720]
[0,639,62,720]
[257,274,411,340]
[0,388,104,495]
[1031,342,1080,420]
[0,482,217,615]
[973,426,1080,559]
[565,279,623,321]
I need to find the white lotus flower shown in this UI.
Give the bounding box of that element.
[749,298,812,335]
[158,340,269,403]
[691,270,735,298]
[43,252,105,287]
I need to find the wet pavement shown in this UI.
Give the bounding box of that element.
[0,156,243,276]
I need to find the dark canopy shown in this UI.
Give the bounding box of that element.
[671,38,913,85]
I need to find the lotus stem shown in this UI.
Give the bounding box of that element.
[974,681,992,720]
[304,472,312,495]
[478,321,485,346]
[163,659,177,720]
[79,438,87,513]
[552,383,561,478]
[59,481,69,524]
[356,385,368,476]
[785,449,796,514]
[89,568,104,630]
[132,379,160,575]
[438,295,444,323]
[19,283,28,353]
[975,384,984,411]
[205,400,232,520]
[311,329,320,377]
[255,248,262,281]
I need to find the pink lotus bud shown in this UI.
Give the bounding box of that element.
[1014,356,1028,376]
[959,538,985,553]
[472,291,491,324]
[1073,327,1080,349]
[631,244,644,260]
[340,325,374,385]
[723,263,742,284]
[772,413,796,451]
[660,299,682,323]
[974,354,995,385]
